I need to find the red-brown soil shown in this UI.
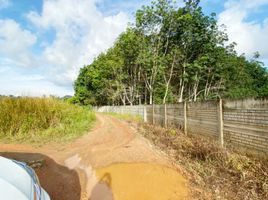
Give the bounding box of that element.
[0,114,188,200]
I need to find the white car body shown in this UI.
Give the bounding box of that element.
[0,156,50,200]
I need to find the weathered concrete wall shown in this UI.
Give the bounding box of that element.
[95,99,268,154]
[223,99,268,153]
[166,104,184,129]
[187,101,219,139]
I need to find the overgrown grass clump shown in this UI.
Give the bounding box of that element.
[140,123,268,200]
[0,97,95,143]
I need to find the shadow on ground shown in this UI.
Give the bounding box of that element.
[0,152,81,200]
[90,173,114,200]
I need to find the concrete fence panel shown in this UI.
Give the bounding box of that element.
[166,104,184,129]
[187,101,219,139]
[94,98,268,154]
[223,99,268,153]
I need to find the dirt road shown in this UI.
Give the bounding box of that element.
[0,114,188,200]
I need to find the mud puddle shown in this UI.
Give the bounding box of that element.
[92,163,188,200]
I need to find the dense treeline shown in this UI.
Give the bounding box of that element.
[73,0,268,106]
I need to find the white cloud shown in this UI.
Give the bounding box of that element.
[27,0,129,86]
[224,0,268,9]
[96,0,151,16]
[0,0,129,96]
[0,65,73,97]
[218,0,268,64]
[0,78,73,97]
[0,19,37,67]
[0,0,10,9]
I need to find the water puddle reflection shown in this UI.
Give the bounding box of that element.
[65,155,187,200]
[95,163,188,200]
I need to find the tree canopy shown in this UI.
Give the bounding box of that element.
[73,0,268,106]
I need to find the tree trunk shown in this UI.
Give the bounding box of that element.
[179,83,184,102]
[144,84,147,105]
[179,63,186,102]
[149,91,153,105]
[163,55,176,104]
[163,85,169,104]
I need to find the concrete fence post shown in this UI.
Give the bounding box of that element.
[164,104,167,128]
[152,104,155,125]
[218,99,224,147]
[184,102,188,135]
[143,105,147,123]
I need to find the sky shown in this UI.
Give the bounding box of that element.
[0,0,268,97]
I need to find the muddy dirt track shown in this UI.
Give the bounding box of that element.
[0,114,188,200]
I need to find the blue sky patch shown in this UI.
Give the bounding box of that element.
[0,0,268,96]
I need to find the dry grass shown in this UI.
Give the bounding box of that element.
[0,97,95,144]
[139,123,268,200]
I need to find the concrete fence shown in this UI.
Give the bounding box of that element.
[94,99,268,154]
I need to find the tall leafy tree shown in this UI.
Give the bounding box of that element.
[74,0,268,106]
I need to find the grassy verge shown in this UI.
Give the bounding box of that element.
[0,97,95,144]
[102,112,142,122]
[139,123,268,200]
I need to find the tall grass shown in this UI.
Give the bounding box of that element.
[0,97,95,143]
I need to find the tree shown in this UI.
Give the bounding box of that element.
[73,0,268,106]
